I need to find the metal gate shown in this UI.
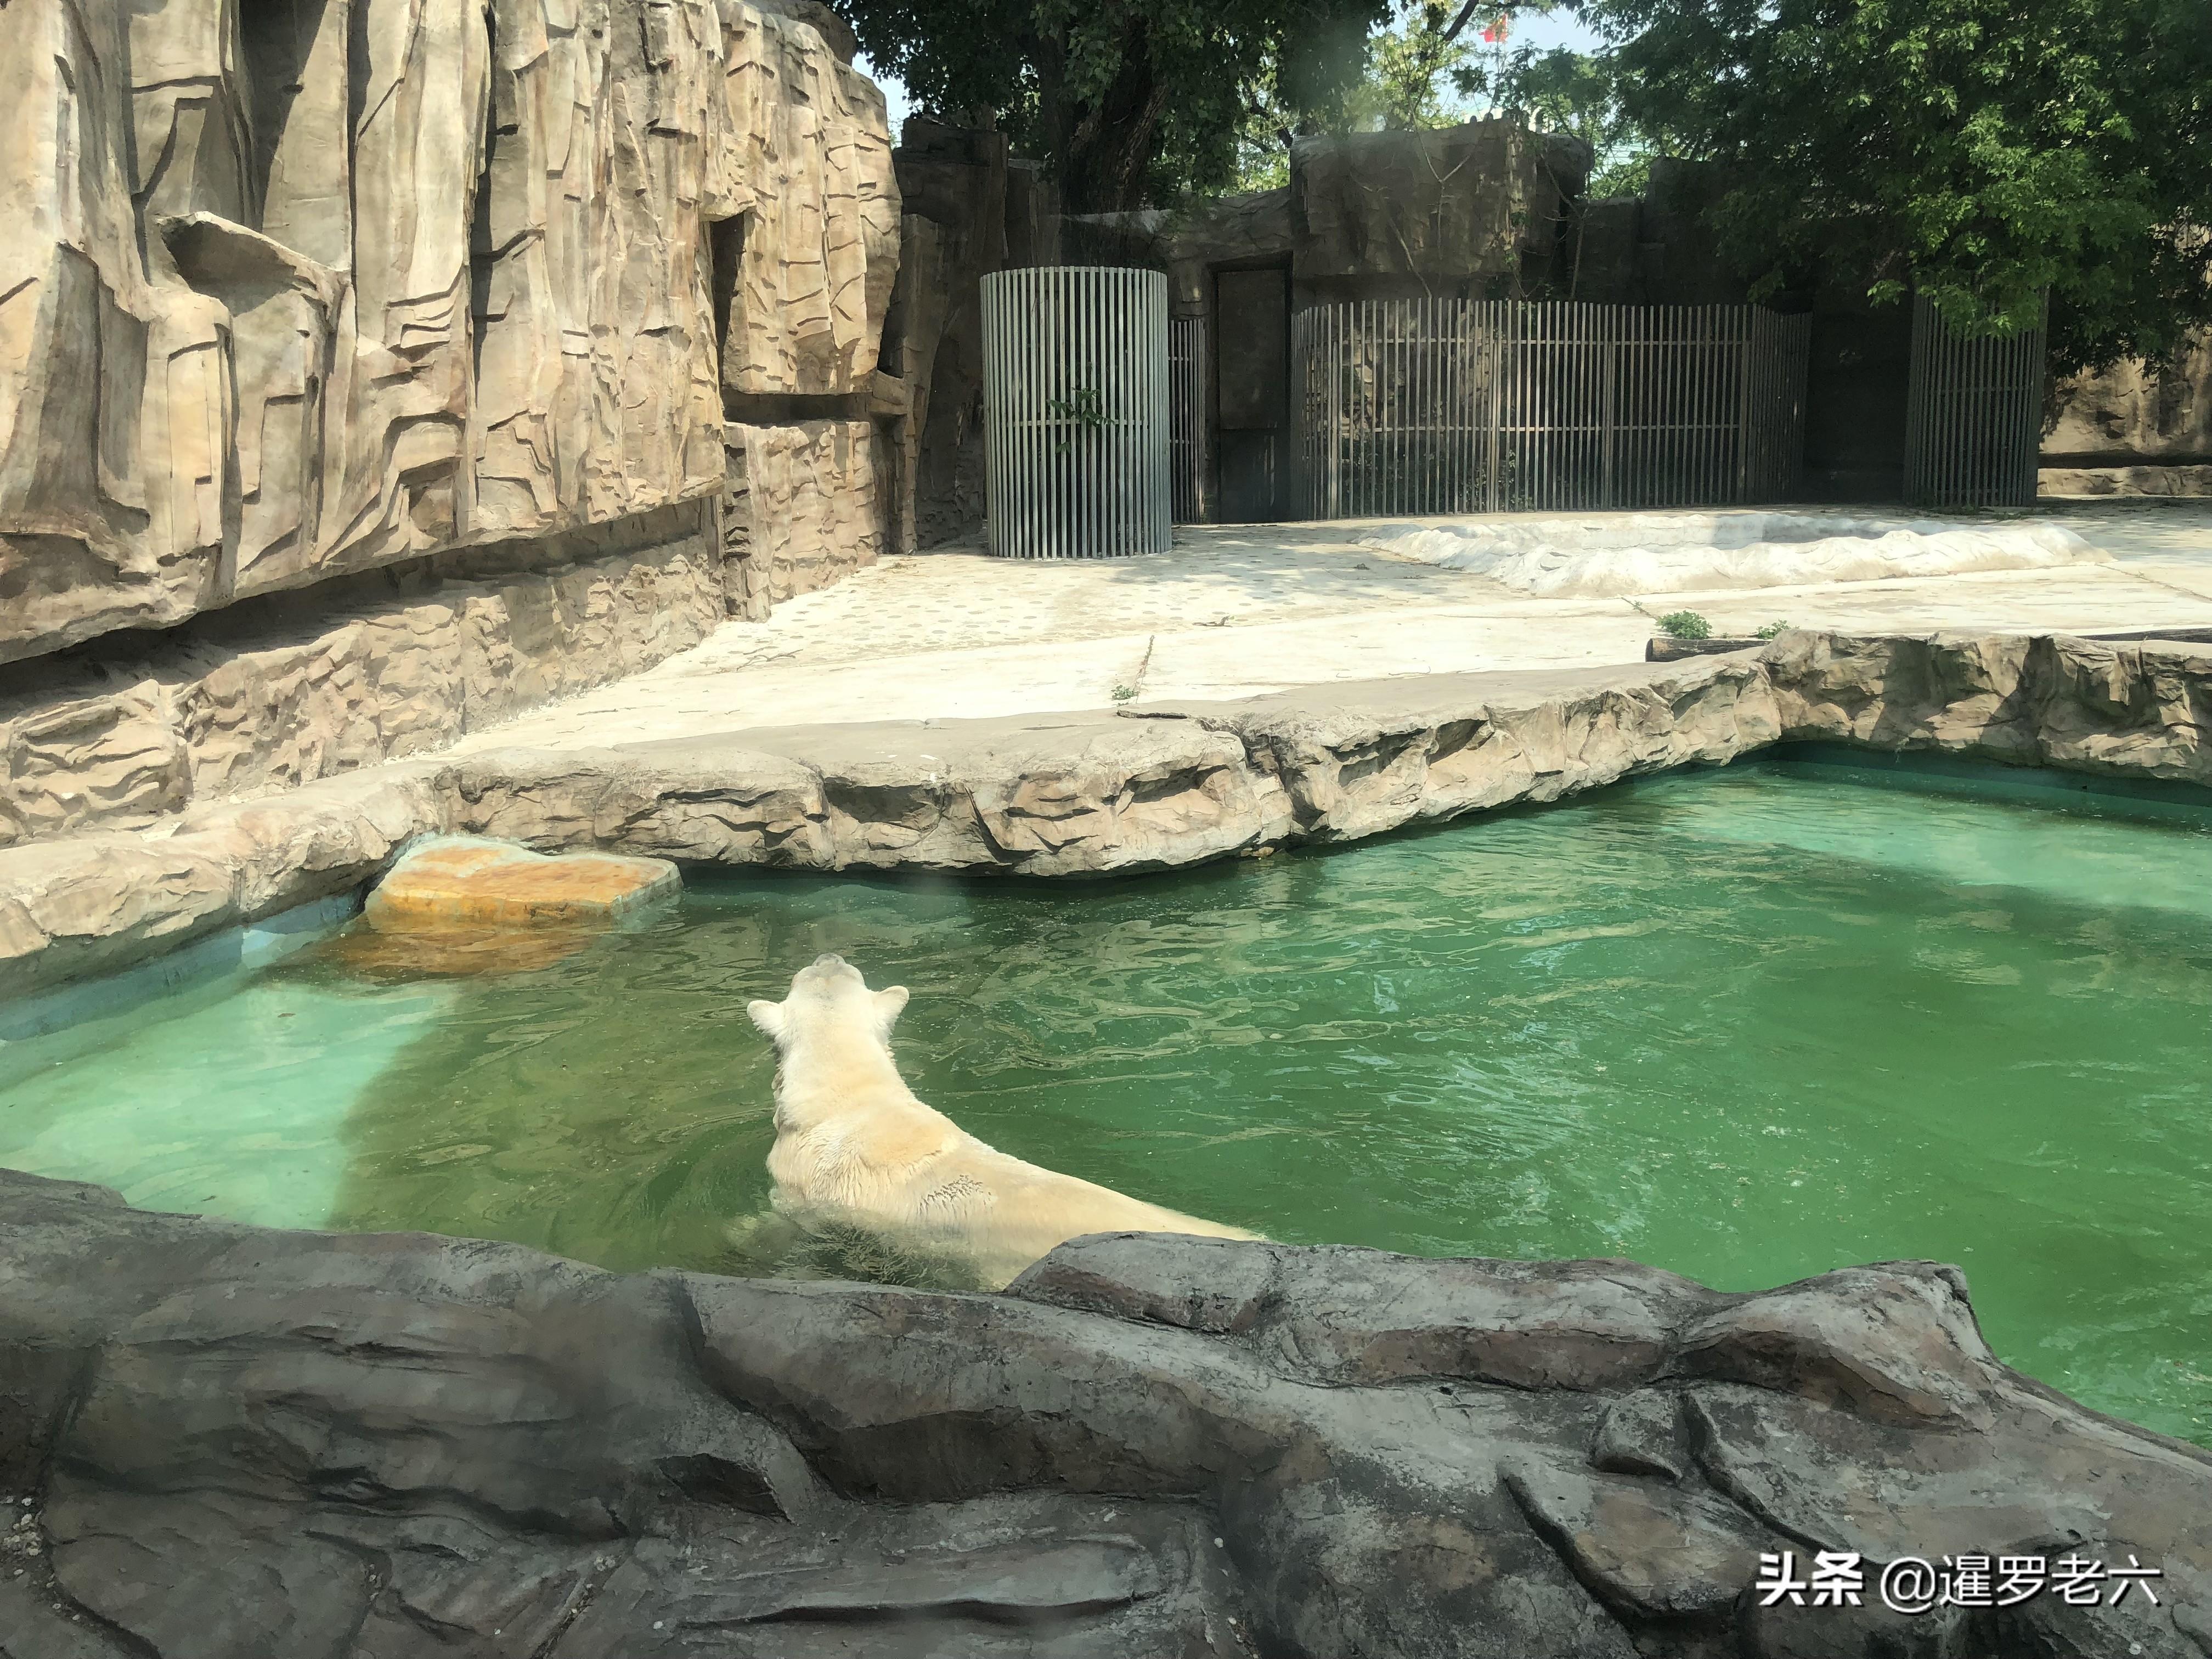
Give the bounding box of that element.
[1904,294,2046,510]
[980,266,1172,558]
[1169,314,1207,524]
[1293,301,1810,518]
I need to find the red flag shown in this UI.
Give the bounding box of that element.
[1479,14,1509,42]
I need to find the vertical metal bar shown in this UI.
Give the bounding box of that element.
[1350,303,1361,520]
[1683,306,1695,507]
[1111,271,1121,552]
[1426,297,1438,514]
[1107,271,1120,552]
[1681,306,1695,506]
[990,273,1002,552]
[1087,268,1100,554]
[1699,307,1714,504]
[1696,307,1711,504]
[1034,267,1047,556]
[1039,267,1052,554]
[1586,303,1600,510]
[1905,296,1922,506]
[1119,271,1131,551]
[1352,302,1362,520]
[1023,267,1036,555]
[1395,298,1407,516]
[1085,269,1099,555]
[1677,307,1690,507]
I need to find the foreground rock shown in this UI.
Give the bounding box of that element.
[1,1168,2207,1657]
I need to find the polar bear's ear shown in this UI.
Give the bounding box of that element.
[873,985,910,1035]
[747,1000,787,1041]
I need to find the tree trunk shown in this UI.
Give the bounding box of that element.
[1030,20,1173,215]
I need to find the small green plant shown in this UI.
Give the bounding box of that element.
[1047,386,1109,454]
[1657,611,1712,640]
[1755,619,1791,640]
[1110,683,1137,702]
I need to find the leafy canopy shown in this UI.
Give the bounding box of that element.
[1579,0,2212,373]
[1489,47,1661,196]
[843,0,1389,211]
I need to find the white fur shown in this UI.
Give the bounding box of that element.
[747,953,1261,1289]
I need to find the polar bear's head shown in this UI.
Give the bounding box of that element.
[748,953,910,1053]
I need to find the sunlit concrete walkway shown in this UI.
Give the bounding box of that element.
[451,500,2212,755]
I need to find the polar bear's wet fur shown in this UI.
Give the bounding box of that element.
[747,953,1260,1289]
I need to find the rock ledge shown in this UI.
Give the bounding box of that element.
[1,1168,2207,1657]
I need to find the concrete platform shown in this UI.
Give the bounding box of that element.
[448,504,2212,754]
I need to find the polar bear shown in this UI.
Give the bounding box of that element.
[745,953,1261,1289]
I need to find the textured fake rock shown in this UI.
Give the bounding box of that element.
[715,9,900,399]
[0,0,898,665]
[0,505,725,848]
[6,634,2212,1003]
[2043,463,2212,497]
[0,764,444,1003]
[1,1168,2208,1658]
[363,836,678,931]
[2044,334,2212,474]
[1765,630,2212,786]
[719,420,883,619]
[1291,119,1590,290]
[442,657,1784,874]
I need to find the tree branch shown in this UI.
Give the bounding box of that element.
[1440,0,1487,42]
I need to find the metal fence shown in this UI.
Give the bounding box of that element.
[1169,314,1207,524]
[979,266,1172,558]
[1293,301,1811,518]
[1904,294,2046,510]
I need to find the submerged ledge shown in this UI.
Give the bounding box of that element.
[2,629,2209,1003]
[2,1165,2209,1656]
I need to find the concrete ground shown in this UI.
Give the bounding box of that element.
[452,499,2212,755]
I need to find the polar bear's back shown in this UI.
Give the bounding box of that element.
[926,1141,1262,1286]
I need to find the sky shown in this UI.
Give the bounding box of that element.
[856,6,1607,140]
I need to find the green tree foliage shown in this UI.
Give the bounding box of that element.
[844,0,1389,212]
[1229,3,1498,192]
[1580,0,2212,374]
[1489,47,1661,196]
[1352,2,1488,129]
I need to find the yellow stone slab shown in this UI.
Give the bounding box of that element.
[364,837,681,933]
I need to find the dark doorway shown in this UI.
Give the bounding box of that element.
[1214,266,1290,522]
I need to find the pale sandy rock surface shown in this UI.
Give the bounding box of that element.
[7,509,2211,854]
[1363,511,2107,596]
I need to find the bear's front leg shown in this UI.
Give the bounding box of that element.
[721,1210,805,1270]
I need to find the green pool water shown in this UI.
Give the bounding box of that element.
[3,760,2209,1443]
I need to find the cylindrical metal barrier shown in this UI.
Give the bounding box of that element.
[980,267,1172,558]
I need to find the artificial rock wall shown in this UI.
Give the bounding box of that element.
[2044,336,2212,496]
[0,0,914,843]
